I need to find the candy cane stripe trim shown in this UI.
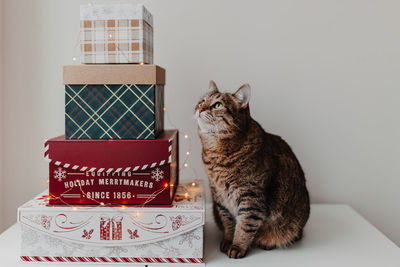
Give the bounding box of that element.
[87,257,97,262]
[21,256,204,263]
[121,257,130,263]
[99,257,108,262]
[45,153,172,173]
[54,256,65,262]
[110,257,120,262]
[33,256,42,262]
[77,257,86,262]
[44,155,51,163]
[44,256,53,262]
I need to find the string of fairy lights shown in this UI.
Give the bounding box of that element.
[46,2,203,211]
[47,11,199,211]
[47,106,201,211]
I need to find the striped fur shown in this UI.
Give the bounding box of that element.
[196,81,310,258]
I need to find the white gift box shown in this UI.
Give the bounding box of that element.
[80,4,153,64]
[17,183,205,265]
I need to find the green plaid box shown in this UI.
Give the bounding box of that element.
[63,65,165,139]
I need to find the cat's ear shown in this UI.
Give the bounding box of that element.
[209,80,219,92]
[234,83,251,108]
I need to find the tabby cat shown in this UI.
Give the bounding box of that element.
[196,81,310,258]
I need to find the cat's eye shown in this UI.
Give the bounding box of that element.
[213,102,223,109]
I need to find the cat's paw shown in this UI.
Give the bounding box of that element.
[220,239,232,253]
[227,244,247,259]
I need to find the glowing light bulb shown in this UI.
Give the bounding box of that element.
[72,207,78,211]
[164,183,169,188]
[186,151,190,155]
[120,205,126,209]
[163,107,166,112]
[184,163,188,167]
[192,182,196,187]
[100,202,105,206]
[72,57,77,62]
[140,62,144,65]
[184,192,189,198]
[184,134,188,139]
[170,183,174,187]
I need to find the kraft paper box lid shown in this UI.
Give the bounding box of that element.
[63,65,165,85]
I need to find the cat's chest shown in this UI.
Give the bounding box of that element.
[211,179,240,217]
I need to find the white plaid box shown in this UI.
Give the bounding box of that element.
[80,4,153,64]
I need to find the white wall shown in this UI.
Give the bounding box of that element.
[1,0,400,246]
[0,0,4,233]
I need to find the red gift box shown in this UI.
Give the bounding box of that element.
[45,130,178,206]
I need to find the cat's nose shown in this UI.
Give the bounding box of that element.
[198,105,205,113]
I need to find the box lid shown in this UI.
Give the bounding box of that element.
[45,130,177,172]
[63,65,165,85]
[80,4,153,26]
[18,182,205,246]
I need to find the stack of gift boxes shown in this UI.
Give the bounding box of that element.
[17,4,204,265]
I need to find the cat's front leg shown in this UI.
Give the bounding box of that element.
[228,195,267,258]
[213,201,236,253]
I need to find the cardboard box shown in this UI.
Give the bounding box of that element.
[18,182,205,264]
[80,4,153,64]
[45,130,178,206]
[63,65,165,139]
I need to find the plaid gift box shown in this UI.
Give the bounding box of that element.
[80,4,153,64]
[63,64,165,139]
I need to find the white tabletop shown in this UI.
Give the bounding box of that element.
[0,204,399,266]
